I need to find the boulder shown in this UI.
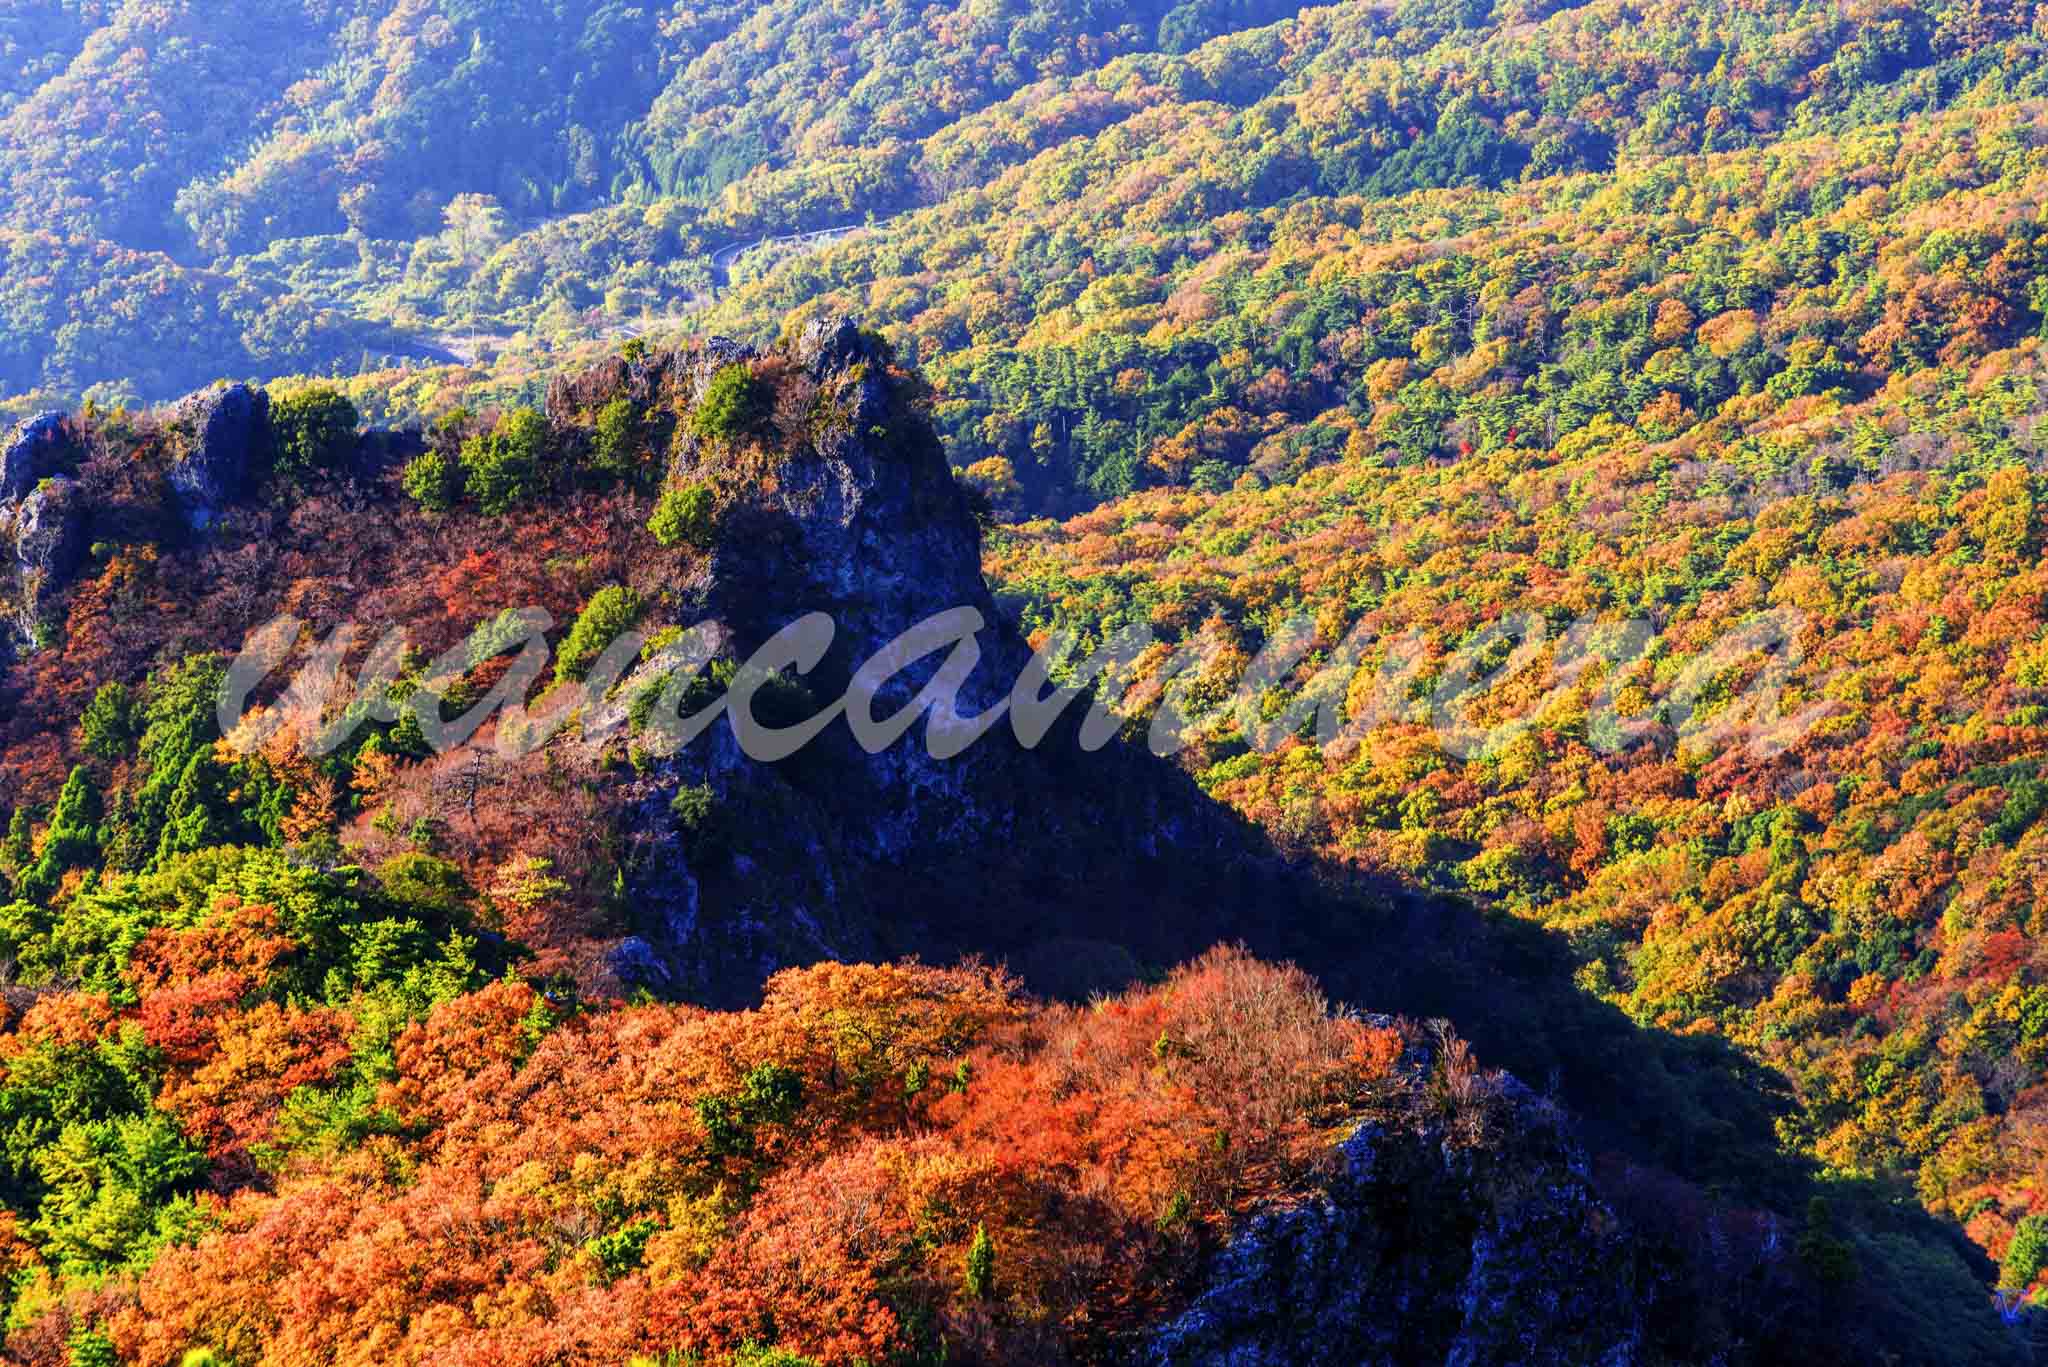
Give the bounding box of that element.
[0,411,69,502]
[167,383,270,530]
[687,335,760,404]
[12,475,88,592]
[1147,1083,1644,1366]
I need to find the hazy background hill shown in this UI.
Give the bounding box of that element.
[5,0,2039,411]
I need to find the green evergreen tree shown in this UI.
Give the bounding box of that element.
[555,585,643,684]
[0,805,31,880]
[400,449,460,513]
[965,1222,995,1299]
[2002,1213,2048,1292]
[19,766,101,901]
[122,654,229,871]
[464,408,549,514]
[270,386,360,478]
[648,483,716,548]
[153,751,243,866]
[691,365,769,441]
[1796,1197,1855,1288]
[78,681,137,761]
[591,396,643,483]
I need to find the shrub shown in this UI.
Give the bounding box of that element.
[692,364,770,441]
[464,407,549,514]
[271,386,360,478]
[400,449,460,513]
[670,782,715,830]
[669,782,731,863]
[556,585,644,684]
[649,482,716,548]
[591,396,643,482]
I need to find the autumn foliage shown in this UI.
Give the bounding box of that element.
[0,949,1416,1366]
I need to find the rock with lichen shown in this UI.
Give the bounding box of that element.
[167,382,270,530]
[0,411,69,503]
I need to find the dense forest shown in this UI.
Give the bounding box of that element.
[0,311,2021,1365]
[7,0,2047,410]
[7,0,2048,1361]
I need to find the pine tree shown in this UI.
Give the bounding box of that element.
[0,805,31,879]
[964,1222,995,1300]
[19,766,100,900]
[153,751,241,866]
[78,680,136,761]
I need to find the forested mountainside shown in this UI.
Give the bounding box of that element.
[6,0,2046,411]
[0,323,2013,1363]
[8,0,2048,1360]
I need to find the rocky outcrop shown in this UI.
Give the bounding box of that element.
[1147,1078,1642,1367]
[4,475,89,656]
[1,411,69,502]
[2,414,84,654]
[546,348,678,422]
[696,316,1009,706]
[691,335,760,403]
[167,382,269,530]
[597,319,1307,1004]
[12,477,87,589]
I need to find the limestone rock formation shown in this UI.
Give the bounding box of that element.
[167,382,270,530]
[596,320,1300,1003]
[1148,1077,1644,1367]
[0,411,69,502]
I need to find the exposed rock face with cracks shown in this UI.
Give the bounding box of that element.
[167,381,270,531]
[566,319,1304,1005]
[1148,1071,1645,1367]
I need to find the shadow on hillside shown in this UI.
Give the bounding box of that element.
[806,719,2022,1364]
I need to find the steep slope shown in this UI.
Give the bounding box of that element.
[532,319,1311,1002]
[0,325,2026,1362]
[973,277,2048,1300]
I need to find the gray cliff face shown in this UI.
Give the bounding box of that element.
[1,415,81,657]
[3,383,275,658]
[606,320,1025,996]
[167,382,270,530]
[594,320,1294,1005]
[690,317,1029,855]
[4,477,88,655]
[1147,1078,1643,1367]
[12,478,87,590]
[700,316,1017,695]
[1,411,68,503]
